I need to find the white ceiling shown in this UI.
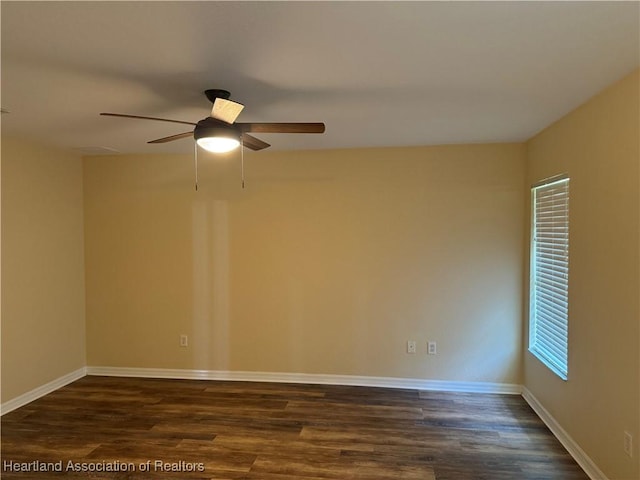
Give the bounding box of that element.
[2,1,639,154]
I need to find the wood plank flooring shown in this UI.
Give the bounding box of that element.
[1,376,588,479]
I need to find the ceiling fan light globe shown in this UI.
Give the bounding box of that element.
[196,136,240,153]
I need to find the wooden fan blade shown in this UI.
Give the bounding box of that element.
[148,131,193,144]
[100,113,197,126]
[241,133,270,151]
[211,98,244,124]
[237,122,325,134]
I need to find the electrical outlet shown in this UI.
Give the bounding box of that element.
[624,431,633,458]
[180,334,188,347]
[407,340,416,354]
[427,341,437,355]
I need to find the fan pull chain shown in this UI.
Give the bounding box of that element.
[241,137,245,190]
[194,141,199,191]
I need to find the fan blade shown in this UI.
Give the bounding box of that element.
[242,133,270,151]
[100,113,197,126]
[211,98,244,124]
[237,122,325,134]
[148,131,193,144]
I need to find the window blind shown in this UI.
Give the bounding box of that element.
[530,176,569,380]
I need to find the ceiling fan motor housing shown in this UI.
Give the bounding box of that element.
[194,117,240,141]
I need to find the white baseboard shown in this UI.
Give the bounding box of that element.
[86,366,522,395]
[1,367,87,416]
[522,387,608,480]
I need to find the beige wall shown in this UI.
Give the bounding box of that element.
[84,144,525,383]
[1,137,86,403]
[525,69,639,479]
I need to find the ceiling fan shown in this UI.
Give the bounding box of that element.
[100,89,325,153]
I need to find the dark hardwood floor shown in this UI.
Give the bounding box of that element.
[1,376,588,479]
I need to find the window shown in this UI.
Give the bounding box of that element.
[529,175,570,380]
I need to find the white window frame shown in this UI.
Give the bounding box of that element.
[529,175,570,380]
